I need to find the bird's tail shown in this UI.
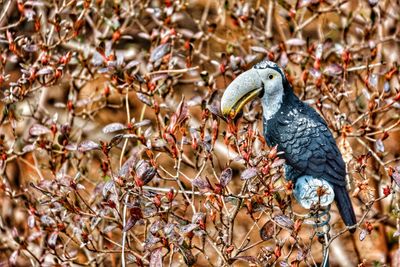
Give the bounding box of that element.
[333,186,357,233]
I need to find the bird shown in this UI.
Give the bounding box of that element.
[220,60,357,231]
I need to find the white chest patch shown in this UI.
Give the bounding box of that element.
[261,91,283,121]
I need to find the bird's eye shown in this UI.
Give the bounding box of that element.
[268,74,274,80]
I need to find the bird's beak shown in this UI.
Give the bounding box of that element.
[220,69,263,119]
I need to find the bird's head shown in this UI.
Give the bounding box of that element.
[221,60,288,119]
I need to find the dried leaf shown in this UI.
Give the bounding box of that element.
[22,144,35,153]
[150,247,163,267]
[167,98,189,134]
[150,43,171,62]
[285,38,306,46]
[119,155,137,178]
[375,139,385,153]
[29,124,51,136]
[260,220,275,241]
[180,223,198,234]
[250,46,268,54]
[137,92,152,106]
[133,119,152,128]
[109,134,124,147]
[392,168,400,188]
[27,215,35,228]
[124,206,143,232]
[273,215,294,230]
[179,245,196,266]
[359,229,367,241]
[9,250,19,266]
[136,160,156,185]
[36,66,54,75]
[125,60,140,70]
[338,137,353,164]
[78,140,99,152]
[40,215,56,226]
[191,177,209,190]
[241,167,258,180]
[103,122,127,133]
[271,158,285,168]
[323,64,343,76]
[48,231,58,248]
[220,167,233,187]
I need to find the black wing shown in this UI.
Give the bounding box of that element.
[265,104,347,187]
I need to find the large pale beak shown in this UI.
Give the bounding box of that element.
[220,69,263,118]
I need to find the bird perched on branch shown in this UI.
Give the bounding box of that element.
[220,60,357,231]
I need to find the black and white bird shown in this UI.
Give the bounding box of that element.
[220,60,357,231]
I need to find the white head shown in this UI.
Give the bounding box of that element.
[221,60,286,120]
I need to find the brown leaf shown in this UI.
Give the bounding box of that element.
[260,220,275,241]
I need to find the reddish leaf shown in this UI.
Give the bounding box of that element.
[135,160,156,185]
[124,206,143,232]
[167,98,188,134]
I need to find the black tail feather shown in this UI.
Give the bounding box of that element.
[333,186,357,233]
